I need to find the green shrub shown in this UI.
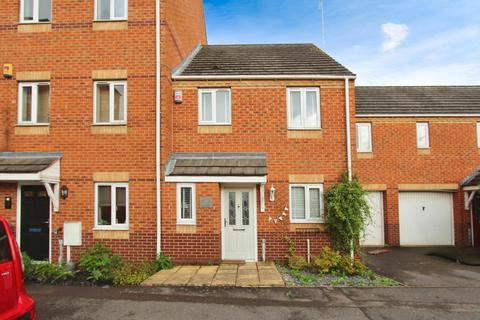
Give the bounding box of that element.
[339,256,366,276]
[152,252,173,272]
[311,246,342,274]
[287,255,308,270]
[78,244,123,283]
[112,262,155,286]
[21,252,73,283]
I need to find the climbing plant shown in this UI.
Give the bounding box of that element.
[324,173,371,257]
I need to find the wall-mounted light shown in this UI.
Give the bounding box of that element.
[269,186,276,202]
[174,90,183,104]
[61,186,69,200]
[4,197,12,209]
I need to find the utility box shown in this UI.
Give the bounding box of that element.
[63,221,82,246]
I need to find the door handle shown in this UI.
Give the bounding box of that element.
[1,272,10,277]
[233,228,246,231]
[224,218,227,227]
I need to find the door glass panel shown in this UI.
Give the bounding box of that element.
[242,192,249,226]
[228,192,236,225]
[23,0,34,21]
[98,186,112,225]
[22,86,33,122]
[96,84,110,122]
[309,188,321,218]
[116,187,127,224]
[37,84,50,123]
[291,187,306,219]
[39,0,51,22]
[113,84,125,121]
[0,224,12,263]
[289,91,302,127]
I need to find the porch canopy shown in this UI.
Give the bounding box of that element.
[165,152,267,183]
[461,166,480,210]
[0,152,63,211]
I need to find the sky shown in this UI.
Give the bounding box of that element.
[202,0,480,85]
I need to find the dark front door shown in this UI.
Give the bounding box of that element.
[473,195,480,247]
[21,185,50,260]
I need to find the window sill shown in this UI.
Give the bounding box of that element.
[91,125,128,135]
[287,130,322,139]
[92,229,130,240]
[176,225,197,234]
[198,125,232,134]
[290,223,325,232]
[357,152,374,159]
[92,21,128,31]
[18,23,52,33]
[417,148,431,155]
[15,125,49,136]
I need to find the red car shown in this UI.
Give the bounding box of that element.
[0,216,36,320]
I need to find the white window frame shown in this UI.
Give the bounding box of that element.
[416,122,430,149]
[476,122,480,149]
[356,122,372,153]
[94,0,128,21]
[176,183,196,225]
[287,87,321,130]
[19,0,52,23]
[93,81,128,125]
[94,183,129,230]
[198,88,232,125]
[289,184,324,223]
[18,82,50,125]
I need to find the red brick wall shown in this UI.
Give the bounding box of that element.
[354,117,480,246]
[161,79,355,262]
[0,0,207,262]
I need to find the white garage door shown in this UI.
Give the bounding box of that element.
[361,192,384,246]
[399,192,454,246]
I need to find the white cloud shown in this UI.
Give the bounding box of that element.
[381,22,409,52]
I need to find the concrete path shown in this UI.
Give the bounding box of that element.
[142,262,285,287]
[28,284,480,320]
[364,247,480,287]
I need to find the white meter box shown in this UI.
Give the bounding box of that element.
[63,222,82,246]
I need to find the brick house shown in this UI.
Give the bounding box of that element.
[0,1,478,264]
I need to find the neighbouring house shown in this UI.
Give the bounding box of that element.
[0,1,478,265]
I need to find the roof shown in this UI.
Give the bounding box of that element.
[356,86,480,115]
[173,44,354,78]
[165,153,267,176]
[461,167,480,187]
[0,152,63,173]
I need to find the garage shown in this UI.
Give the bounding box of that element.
[399,192,454,246]
[361,192,385,246]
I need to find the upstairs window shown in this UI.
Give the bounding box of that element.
[416,122,430,149]
[95,183,128,229]
[198,89,231,125]
[176,184,196,225]
[290,184,324,223]
[95,0,128,21]
[94,81,127,124]
[356,123,372,153]
[18,82,50,125]
[287,88,321,129]
[20,0,52,23]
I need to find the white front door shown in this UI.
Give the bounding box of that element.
[222,188,256,261]
[361,192,385,246]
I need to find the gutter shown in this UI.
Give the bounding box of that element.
[356,113,480,118]
[345,77,352,182]
[172,74,356,80]
[155,0,162,254]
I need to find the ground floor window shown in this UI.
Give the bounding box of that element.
[290,184,324,223]
[95,183,128,229]
[176,183,196,225]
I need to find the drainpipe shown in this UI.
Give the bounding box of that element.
[345,77,352,182]
[155,0,162,254]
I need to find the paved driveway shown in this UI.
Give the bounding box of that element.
[364,247,480,287]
